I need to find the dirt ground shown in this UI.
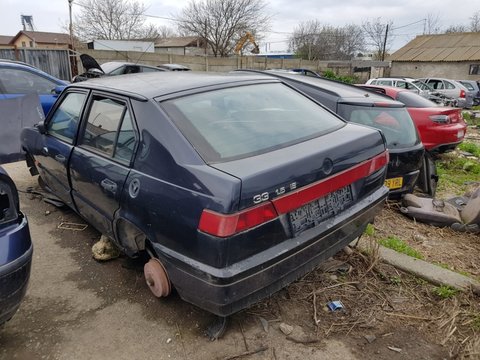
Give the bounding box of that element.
[0,149,478,359]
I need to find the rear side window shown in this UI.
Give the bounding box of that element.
[80,95,136,162]
[161,83,345,163]
[378,80,393,86]
[338,105,419,149]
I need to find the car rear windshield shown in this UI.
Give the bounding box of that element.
[338,104,419,149]
[161,83,345,163]
[396,92,439,108]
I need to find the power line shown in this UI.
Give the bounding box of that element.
[391,19,426,30]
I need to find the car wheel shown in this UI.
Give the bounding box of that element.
[417,152,438,197]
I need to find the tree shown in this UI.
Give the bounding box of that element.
[470,11,480,32]
[425,13,442,34]
[176,0,271,57]
[289,20,364,60]
[444,24,468,33]
[362,18,394,60]
[74,0,158,40]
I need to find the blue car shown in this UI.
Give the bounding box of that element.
[21,72,388,316]
[0,60,68,116]
[0,166,32,326]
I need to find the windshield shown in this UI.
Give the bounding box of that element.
[412,80,434,91]
[161,83,345,163]
[337,104,419,149]
[100,62,123,74]
[396,92,439,108]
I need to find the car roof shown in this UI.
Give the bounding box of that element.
[244,70,403,105]
[68,71,280,100]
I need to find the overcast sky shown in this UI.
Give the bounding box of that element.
[1,0,479,52]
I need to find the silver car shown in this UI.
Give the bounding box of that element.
[417,78,473,108]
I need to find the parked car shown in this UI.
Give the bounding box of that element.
[458,80,480,106]
[157,64,191,71]
[21,72,389,316]
[359,85,467,153]
[238,70,425,198]
[73,54,166,82]
[417,77,473,108]
[366,77,429,96]
[0,60,68,115]
[0,166,33,326]
[289,68,321,77]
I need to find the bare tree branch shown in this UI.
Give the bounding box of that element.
[362,18,393,60]
[176,0,270,57]
[74,0,160,41]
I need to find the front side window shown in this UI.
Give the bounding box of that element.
[396,92,438,108]
[161,83,345,163]
[0,68,58,94]
[47,92,87,143]
[80,95,136,162]
[396,81,406,89]
[378,80,393,86]
[338,104,419,149]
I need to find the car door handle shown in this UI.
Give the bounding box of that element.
[54,154,66,163]
[42,146,49,155]
[100,178,117,194]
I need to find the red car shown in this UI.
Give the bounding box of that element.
[360,85,467,153]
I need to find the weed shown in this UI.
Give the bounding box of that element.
[458,142,480,158]
[378,236,424,259]
[390,276,402,285]
[432,285,458,299]
[473,314,480,331]
[364,223,375,236]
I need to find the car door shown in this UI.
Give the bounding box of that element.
[0,66,61,115]
[34,91,88,206]
[69,93,138,238]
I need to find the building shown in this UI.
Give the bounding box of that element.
[0,35,13,49]
[388,32,480,80]
[154,36,208,56]
[87,39,155,53]
[9,31,71,49]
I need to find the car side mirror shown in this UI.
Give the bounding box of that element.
[51,85,66,96]
[37,121,47,134]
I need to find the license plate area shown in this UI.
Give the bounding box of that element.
[289,186,353,236]
[384,177,403,190]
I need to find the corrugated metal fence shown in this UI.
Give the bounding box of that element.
[0,48,72,80]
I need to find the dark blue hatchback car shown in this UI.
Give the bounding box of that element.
[21,72,389,316]
[0,166,32,326]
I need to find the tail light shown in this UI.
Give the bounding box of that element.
[199,202,278,237]
[430,114,451,124]
[460,89,466,98]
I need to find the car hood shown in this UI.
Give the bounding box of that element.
[80,54,104,74]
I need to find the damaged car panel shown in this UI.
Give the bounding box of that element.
[0,166,33,326]
[22,72,389,316]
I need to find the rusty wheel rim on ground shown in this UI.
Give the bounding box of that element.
[144,258,171,297]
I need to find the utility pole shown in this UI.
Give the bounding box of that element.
[381,24,389,61]
[68,0,74,48]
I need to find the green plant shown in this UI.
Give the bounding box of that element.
[322,69,358,84]
[364,223,375,236]
[390,276,402,285]
[378,236,424,259]
[458,142,480,158]
[472,314,480,331]
[432,285,458,299]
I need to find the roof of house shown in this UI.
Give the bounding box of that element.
[0,35,13,45]
[389,32,480,62]
[154,36,201,48]
[10,31,71,45]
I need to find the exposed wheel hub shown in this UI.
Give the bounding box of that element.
[144,258,171,297]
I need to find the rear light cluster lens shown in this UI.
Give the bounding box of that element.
[430,115,451,124]
[460,90,466,98]
[199,202,278,237]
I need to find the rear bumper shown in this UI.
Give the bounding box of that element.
[0,215,33,325]
[423,124,466,153]
[154,186,388,316]
[387,169,420,199]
